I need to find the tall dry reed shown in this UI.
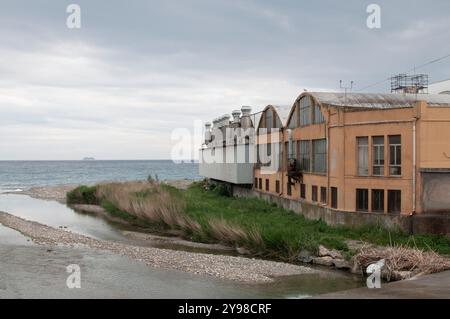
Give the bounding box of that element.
[96,181,200,232]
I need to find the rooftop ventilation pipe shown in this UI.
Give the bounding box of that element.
[240,106,252,129]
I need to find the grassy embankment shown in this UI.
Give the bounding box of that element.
[67,180,450,261]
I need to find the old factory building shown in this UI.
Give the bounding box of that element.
[199,91,450,233]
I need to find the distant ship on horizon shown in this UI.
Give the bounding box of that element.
[82,157,96,161]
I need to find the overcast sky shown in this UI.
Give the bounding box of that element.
[1,0,450,160]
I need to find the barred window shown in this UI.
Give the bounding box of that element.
[313,139,327,173]
[299,140,310,172]
[356,188,368,211]
[372,189,384,213]
[388,190,401,213]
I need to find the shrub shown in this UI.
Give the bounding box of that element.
[67,186,98,205]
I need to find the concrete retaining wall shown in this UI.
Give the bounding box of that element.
[231,185,449,236]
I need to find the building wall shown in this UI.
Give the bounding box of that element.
[339,108,414,214]
[416,102,450,213]
[199,146,254,184]
[253,96,450,217]
[232,184,450,236]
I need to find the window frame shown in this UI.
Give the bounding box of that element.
[356,188,369,212]
[312,185,318,202]
[372,136,385,176]
[299,97,312,126]
[388,189,401,213]
[320,186,327,204]
[312,139,327,174]
[357,137,369,176]
[389,135,402,176]
[299,140,311,172]
[371,189,385,213]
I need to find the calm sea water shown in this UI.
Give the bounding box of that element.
[0,160,199,192]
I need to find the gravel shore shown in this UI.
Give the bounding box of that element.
[15,185,78,203]
[0,211,318,283]
[13,180,193,203]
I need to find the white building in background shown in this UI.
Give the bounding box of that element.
[199,106,260,185]
[429,79,450,94]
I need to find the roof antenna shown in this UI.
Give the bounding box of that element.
[340,80,354,105]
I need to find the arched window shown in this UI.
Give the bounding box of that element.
[300,96,312,126]
[265,108,273,128]
[288,105,299,129]
[298,96,324,126]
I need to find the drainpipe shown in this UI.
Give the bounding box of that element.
[280,127,285,196]
[327,109,331,206]
[412,118,417,215]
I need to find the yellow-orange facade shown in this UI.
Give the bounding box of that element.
[254,92,450,215]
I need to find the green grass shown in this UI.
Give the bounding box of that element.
[67,182,450,260]
[183,182,450,257]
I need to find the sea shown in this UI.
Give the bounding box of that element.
[0,160,200,193]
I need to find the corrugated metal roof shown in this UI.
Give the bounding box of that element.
[270,104,292,125]
[254,104,291,128]
[306,92,450,109]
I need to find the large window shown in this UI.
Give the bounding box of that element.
[275,180,280,193]
[313,103,325,124]
[313,139,327,173]
[300,97,311,126]
[372,189,384,213]
[356,188,368,211]
[299,140,310,172]
[357,137,369,176]
[288,105,298,129]
[265,179,269,191]
[372,136,384,176]
[389,135,401,176]
[388,190,401,213]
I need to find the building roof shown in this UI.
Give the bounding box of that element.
[270,104,292,125]
[429,79,450,95]
[306,92,450,109]
[254,104,291,129]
